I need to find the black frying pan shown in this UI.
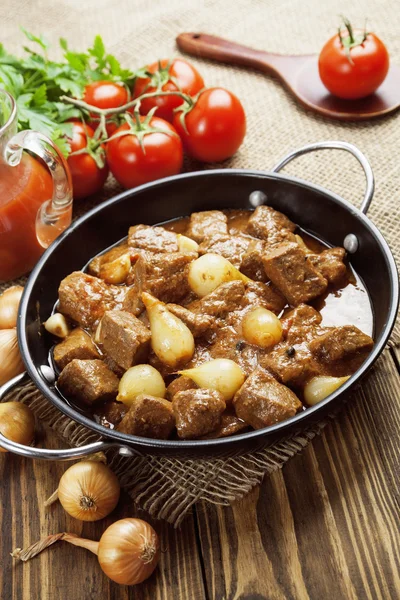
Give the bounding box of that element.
[0,141,398,460]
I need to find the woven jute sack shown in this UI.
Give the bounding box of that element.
[1,0,399,525]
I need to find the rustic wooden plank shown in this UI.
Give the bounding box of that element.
[196,351,400,600]
[0,421,206,600]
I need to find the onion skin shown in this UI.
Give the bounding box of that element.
[98,518,160,585]
[57,461,120,521]
[0,402,35,453]
[0,329,25,386]
[0,286,23,329]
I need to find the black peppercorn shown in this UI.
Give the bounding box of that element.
[286,346,295,357]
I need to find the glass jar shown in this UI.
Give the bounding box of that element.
[0,89,73,281]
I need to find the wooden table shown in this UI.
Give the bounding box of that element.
[1,347,399,600]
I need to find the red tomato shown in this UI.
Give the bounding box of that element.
[133,59,204,122]
[173,88,246,163]
[318,24,389,100]
[106,116,183,189]
[67,121,109,200]
[83,81,129,135]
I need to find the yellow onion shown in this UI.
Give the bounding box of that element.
[304,376,350,406]
[12,518,160,586]
[142,292,195,368]
[0,286,23,329]
[242,307,282,348]
[0,329,25,386]
[188,253,251,297]
[0,402,35,453]
[57,461,120,521]
[117,364,166,406]
[180,359,245,402]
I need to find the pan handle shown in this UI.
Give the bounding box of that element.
[0,372,136,461]
[271,141,374,215]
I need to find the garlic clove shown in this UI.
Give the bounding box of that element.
[99,253,131,285]
[177,234,199,254]
[142,292,195,368]
[188,253,251,298]
[44,313,70,338]
[304,375,351,406]
[0,329,25,386]
[0,286,23,330]
[179,358,245,402]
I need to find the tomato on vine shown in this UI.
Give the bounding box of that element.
[173,88,246,163]
[318,17,390,100]
[106,112,183,189]
[67,121,109,200]
[133,59,204,122]
[83,81,129,135]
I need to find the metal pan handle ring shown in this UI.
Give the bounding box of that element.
[272,141,374,215]
[0,373,135,460]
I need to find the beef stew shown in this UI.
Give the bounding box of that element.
[48,207,374,441]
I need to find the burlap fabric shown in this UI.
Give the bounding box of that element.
[1,0,399,525]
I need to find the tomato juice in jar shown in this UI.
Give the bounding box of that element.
[0,90,73,282]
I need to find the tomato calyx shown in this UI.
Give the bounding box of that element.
[107,108,180,153]
[140,59,180,93]
[173,87,205,133]
[68,121,107,168]
[338,16,369,64]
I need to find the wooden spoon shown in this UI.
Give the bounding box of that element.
[176,32,400,121]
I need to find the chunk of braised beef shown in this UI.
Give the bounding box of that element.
[233,367,302,429]
[262,242,328,306]
[247,205,296,240]
[188,280,245,317]
[186,210,228,243]
[188,326,259,377]
[166,303,216,337]
[58,272,126,329]
[99,310,151,370]
[128,224,179,253]
[166,376,198,401]
[200,412,249,439]
[243,281,286,315]
[309,325,373,375]
[308,247,347,285]
[240,239,269,282]
[53,328,100,370]
[199,234,250,268]
[123,251,195,315]
[281,304,322,344]
[58,359,119,406]
[172,388,226,439]
[261,342,322,387]
[117,395,175,439]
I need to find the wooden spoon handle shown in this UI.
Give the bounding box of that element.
[176,32,299,80]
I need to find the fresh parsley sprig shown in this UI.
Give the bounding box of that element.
[0,30,136,155]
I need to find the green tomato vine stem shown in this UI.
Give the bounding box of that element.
[59,89,193,117]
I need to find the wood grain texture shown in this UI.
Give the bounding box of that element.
[1,349,399,599]
[0,421,206,600]
[195,350,400,600]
